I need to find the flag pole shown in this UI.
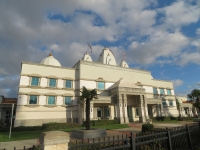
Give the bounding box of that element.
[9,103,14,139]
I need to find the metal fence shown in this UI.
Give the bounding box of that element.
[2,145,37,150]
[69,122,200,150]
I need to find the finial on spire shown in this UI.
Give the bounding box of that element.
[49,53,53,56]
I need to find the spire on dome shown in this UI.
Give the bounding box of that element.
[98,47,117,65]
[82,52,93,62]
[119,59,129,68]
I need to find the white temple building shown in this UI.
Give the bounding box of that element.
[14,47,179,127]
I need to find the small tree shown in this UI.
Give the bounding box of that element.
[187,89,200,111]
[80,86,98,130]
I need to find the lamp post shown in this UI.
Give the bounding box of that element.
[9,103,14,139]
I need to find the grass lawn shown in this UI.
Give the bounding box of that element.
[0,124,129,142]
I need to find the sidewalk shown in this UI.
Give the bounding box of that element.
[0,121,195,150]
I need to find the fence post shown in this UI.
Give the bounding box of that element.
[166,128,172,150]
[129,132,136,150]
[186,124,193,149]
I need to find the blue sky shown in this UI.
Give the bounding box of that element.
[0,0,200,97]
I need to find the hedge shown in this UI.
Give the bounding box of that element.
[177,117,194,121]
[152,116,178,121]
[83,119,119,126]
[142,123,154,132]
[0,126,42,132]
[42,122,81,130]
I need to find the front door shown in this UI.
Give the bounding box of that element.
[127,106,134,122]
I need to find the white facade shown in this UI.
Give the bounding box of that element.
[15,48,179,127]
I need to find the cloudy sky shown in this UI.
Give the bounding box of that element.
[0,0,200,98]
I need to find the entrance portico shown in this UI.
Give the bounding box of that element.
[108,78,149,124]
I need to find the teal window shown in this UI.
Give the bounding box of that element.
[162,100,167,106]
[160,88,165,95]
[65,97,72,105]
[167,89,171,95]
[48,96,55,105]
[97,82,105,90]
[135,108,139,116]
[65,80,72,88]
[169,100,173,106]
[31,77,39,86]
[29,95,38,104]
[153,88,158,94]
[49,78,56,87]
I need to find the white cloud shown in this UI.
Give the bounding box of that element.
[171,79,184,87]
[177,52,200,66]
[159,1,200,27]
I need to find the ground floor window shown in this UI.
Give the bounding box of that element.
[104,107,110,118]
[48,96,56,105]
[29,95,38,104]
[64,96,72,105]
[97,107,101,117]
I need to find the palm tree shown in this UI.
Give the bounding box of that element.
[80,86,98,130]
[187,89,200,110]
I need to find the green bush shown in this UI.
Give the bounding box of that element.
[42,122,81,130]
[83,119,119,127]
[177,117,194,121]
[0,126,42,132]
[142,123,154,132]
[152,116,178,121]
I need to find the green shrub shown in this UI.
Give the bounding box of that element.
[0,126,42,132]
[83,119,119,127]
[42,122,81,130]
[177,117,194,121]
[164,117,171,121]
[142,123,154,132]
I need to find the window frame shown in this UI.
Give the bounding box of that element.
[153,87,158,94]
[29,95,38,105]
[48,78,57,87]
[167,89,172,95]
[160,88,165,95]
[97,81,105,90]
[64,96,72,105]
[162,100,167,107]
[65,80,72,88]
[169,100,173,107]
[30,77,40,86]
[47,96,56,105]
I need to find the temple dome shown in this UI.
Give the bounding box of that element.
[82,52,92,62]
[98,47,117,65]
[119,60,129,68]
[40,53,61,67]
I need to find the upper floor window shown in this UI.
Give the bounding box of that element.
[65,80,72,88]
[97,82,105,90]
[167,89,171,95]
[162,100,167,106]
[48,96,56,105]
[31,77,39,86]
[29,95,38,104]
[64,96,72,105]
[169,100,173,106]
[160,88,165,95]
[49,78,56,87]
[153,87,158,94]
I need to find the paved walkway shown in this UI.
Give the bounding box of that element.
[0,121,195,150]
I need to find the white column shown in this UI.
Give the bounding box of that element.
[143,95,149,120]
[123,94,129,124]
[160,104,164,116]
[90,102,94,120]
[139,95,146,123]
[117,94,124,124]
